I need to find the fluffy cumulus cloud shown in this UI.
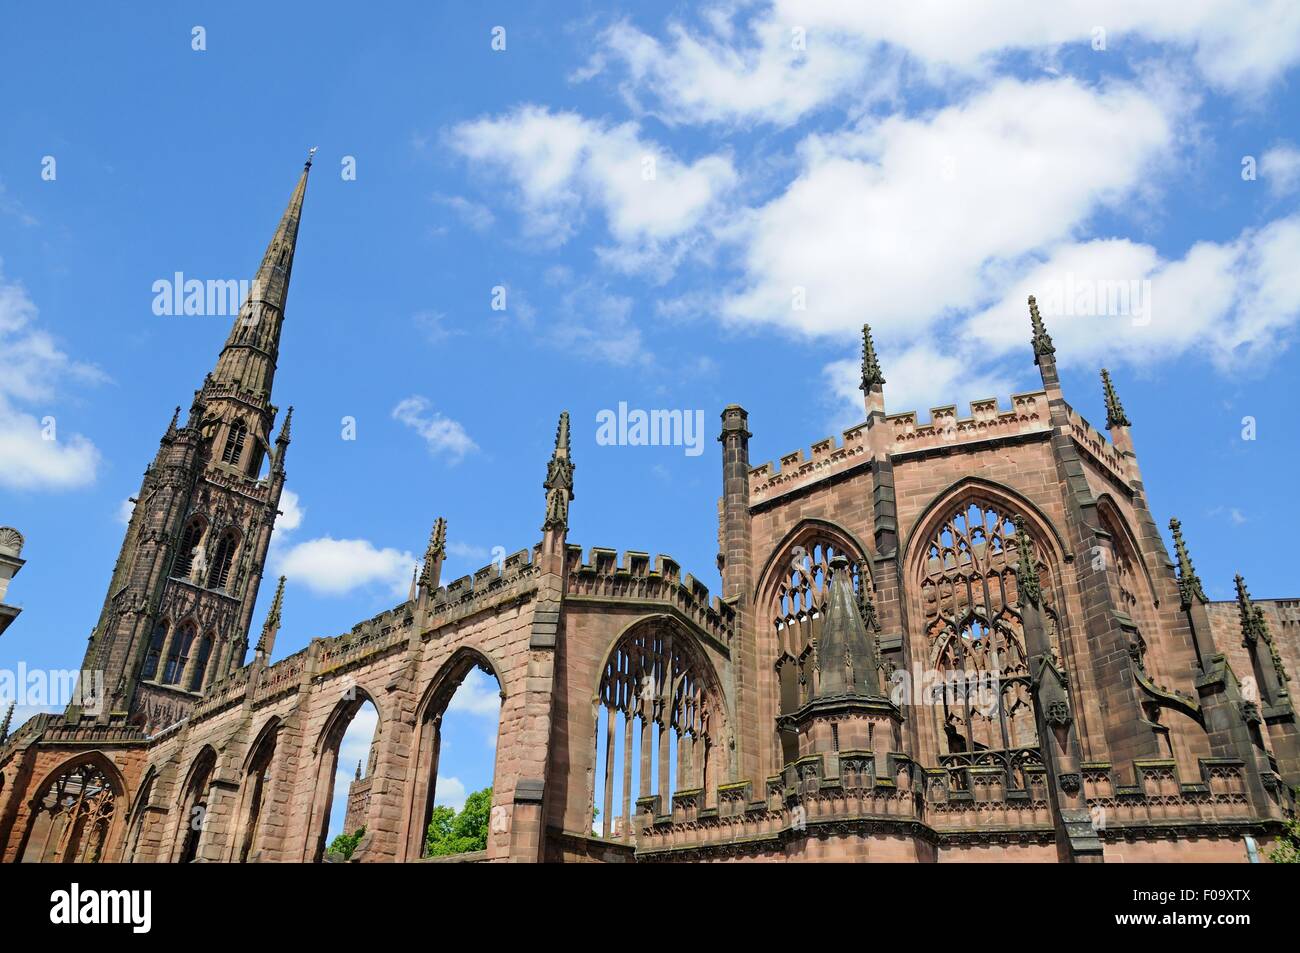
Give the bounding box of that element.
[725,77,1172,337]
[274,536,417,598]
[1261,143,1300,196]
[0,270,103,490]
[590,0,1300,126]
[448,105,735,268]
[391,396,478,463]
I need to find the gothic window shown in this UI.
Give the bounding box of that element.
[238,723,278,863]
[591,620,721,842]
[141,620,168,681]
[163,622,196,685]
[188,633,214,692]
[173,518,205,580]
[17,760,120,863]
[220,419,248,467]
[918,500,1059,790]
[176,748,216,863]
[207,531,238,590]
[769,533,871,766]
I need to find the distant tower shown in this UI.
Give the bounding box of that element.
[76,156,313,730]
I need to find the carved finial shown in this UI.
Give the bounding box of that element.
[255,575,286,657]
[1014,516,1041,607]
[859,324,885,390]
[1028,295,1055,362]
[418,517,446,590]
[277,406,294,444]
[355,759,362,781]
[542,411,575,532]
[1101,369,1130,429]
[856,560,880,632]
[1234,574,1263,644]
[1170,518,1207,608]
[0,701,13,742]
[163,406,181,441]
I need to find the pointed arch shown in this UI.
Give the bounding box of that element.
[304,684,382,862]
[207,529,239,591]
[173,745,217,863]
[233,716,282,862]
[587,614,729,843]
[17,751,128,864]
[123,765,158,862]
[404,646,506,861]
[172,517,207,580]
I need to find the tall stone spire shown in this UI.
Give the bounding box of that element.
[813,555,881,698]
[211,150,314,398]
[272,406,293,473]
[1028,295,1055,364]
[1101,369,1130,429]
[541,411,574,534]
[1169,518,1207,608]
[254,575,286,661]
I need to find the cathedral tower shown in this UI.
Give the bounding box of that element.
[75,155,312,731]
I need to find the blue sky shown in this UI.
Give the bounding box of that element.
[2,3,1299,827]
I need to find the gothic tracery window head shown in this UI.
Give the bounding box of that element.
[173,517,206,580]
[220,419,248,467]
[207,530,238,590]
[916,499,1060,791]
[592,620,722,841]
[18,759,120,863]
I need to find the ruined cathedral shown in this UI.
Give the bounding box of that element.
[1,158,1297,864]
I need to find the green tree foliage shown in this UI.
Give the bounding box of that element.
[326,825,366,861]
[1269,815,1300,863]
[425,787,492,856]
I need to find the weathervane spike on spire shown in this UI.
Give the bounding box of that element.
[1101,368,1130,429]
[1028,294,1055,363]
[1170,518,1207,608]
[859,324,885,390]
[306,146,318,169]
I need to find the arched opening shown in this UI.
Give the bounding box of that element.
[174,747,217,863]
[123,768,156,862]
[207,531,238,591]
[762,526,873,768]
[235,720,280,862]
[407,651,503,860]
[306,690,380,863]
[162,622,196,686]
[17,755,124,863]
[220,419,248,467]
[912,497,1062,792]
[172,518,206,580]
[590,618,725,843]
[141,619,168,681]
[188,632,214,692]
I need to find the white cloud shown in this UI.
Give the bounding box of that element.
[116,497,135,525]
[275,536,417,597]
[1261,143,1300,196]
[448,105,736,269]
[447,668,503,718]
[392,396,478,463]
[725,77,1172,338]
[277,488,304,532]
[0,269,103,491]
[433,193,495,232]
[434,775,467,812]
[446,541,489,561]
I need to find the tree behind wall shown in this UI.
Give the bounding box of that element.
[425,787,492,856]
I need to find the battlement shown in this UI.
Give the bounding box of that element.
[564,545,736,644]
[748,392,1050,503]
[886,391,1048,455]
[426,547,537,615]
[1064,403,1129,486]
[749,423,870,500]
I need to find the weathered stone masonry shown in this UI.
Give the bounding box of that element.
[0,160,1296,864]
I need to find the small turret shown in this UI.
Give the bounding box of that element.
[254,575,286,662]
[541,411,575,542]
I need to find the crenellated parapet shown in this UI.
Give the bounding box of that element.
[562,544,736,646]
[748,424,870,503]
[887,391,1048,456]
[1065,404,1130,488]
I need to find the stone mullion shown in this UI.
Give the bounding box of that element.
[602,703,615,838]
[621,705,633,840]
